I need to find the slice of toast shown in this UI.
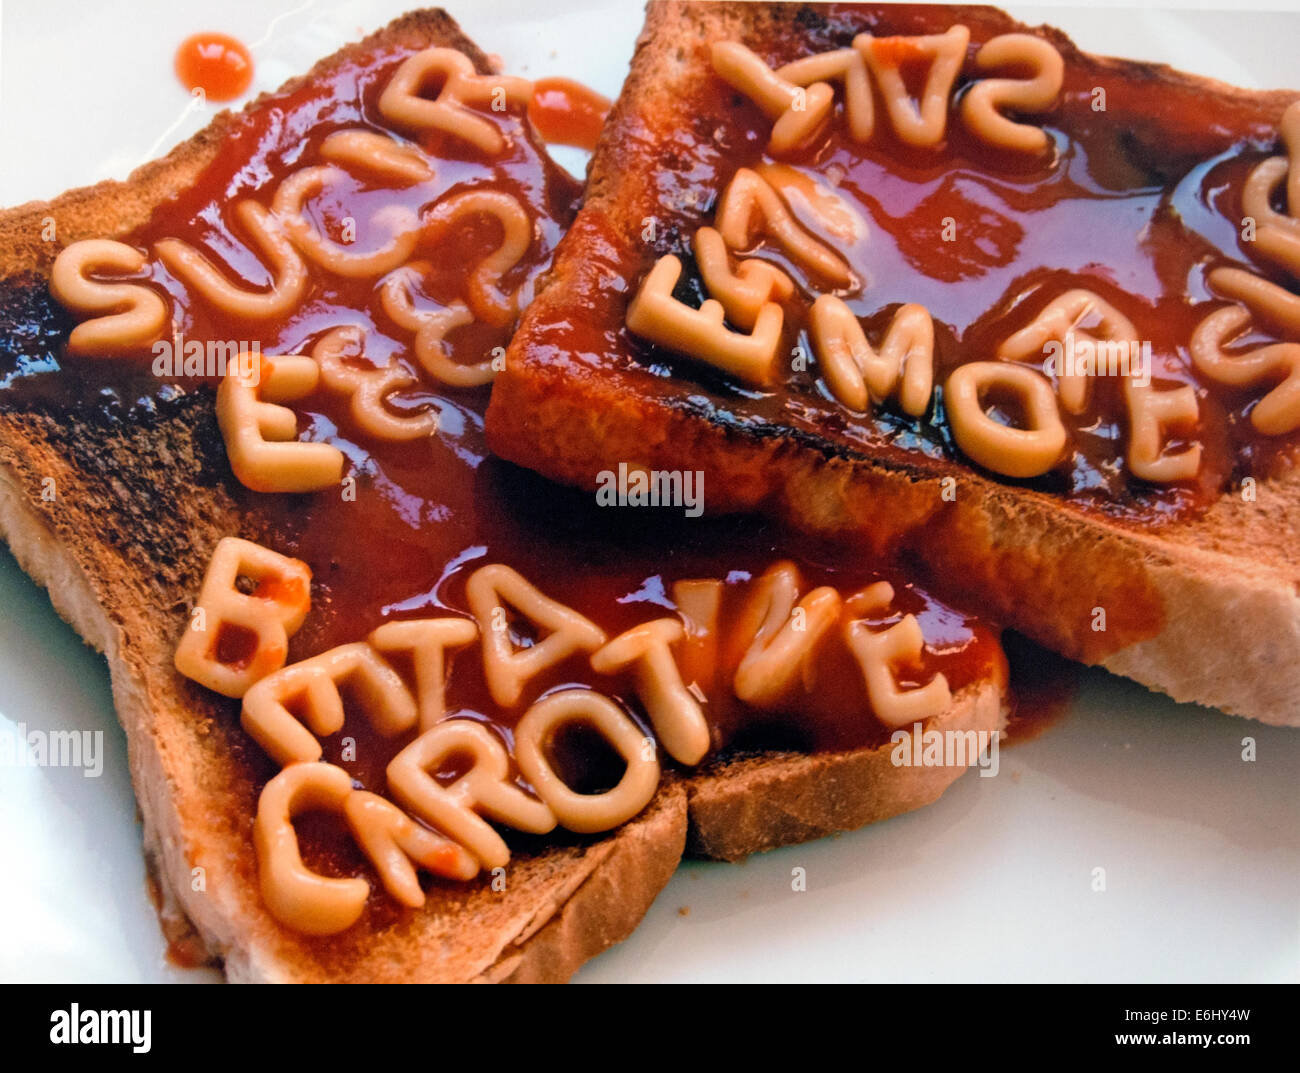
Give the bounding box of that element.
[0,8,1004,981]
[487,1,1300,727]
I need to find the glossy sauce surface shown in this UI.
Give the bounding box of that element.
[553,3,1300,522]
[0,34,1005,897]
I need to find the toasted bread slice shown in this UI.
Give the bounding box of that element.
[0,8,1003,981]
[488,0,1300,727]
[0,8,689,985]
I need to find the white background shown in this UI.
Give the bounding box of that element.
[0,0,1297,983]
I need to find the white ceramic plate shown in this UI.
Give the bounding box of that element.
[0,0,1296,984]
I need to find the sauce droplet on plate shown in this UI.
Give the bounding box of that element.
[175,32,254,103]
[527,77,611,151]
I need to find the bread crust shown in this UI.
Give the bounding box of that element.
[488,1,1300,727]
[0,6,1004,982]
[685,680,1001,861]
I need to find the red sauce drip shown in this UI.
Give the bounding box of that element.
[1002,632,1078,746]
[175,33,254,103]
[528,77,611,151]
